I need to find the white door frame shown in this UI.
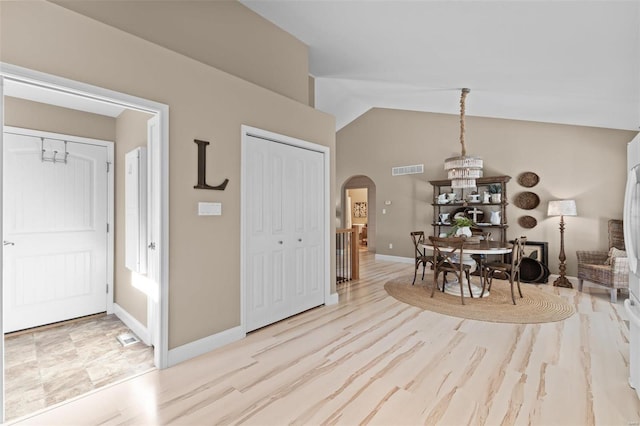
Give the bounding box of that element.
[0,74,5,423]
[3,126,115,320]
[0,62,170,421]
[240,125,333,333]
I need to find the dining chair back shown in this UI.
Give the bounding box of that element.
[428,236,472,305]
[410,231,435,285]
[481,236,527,304]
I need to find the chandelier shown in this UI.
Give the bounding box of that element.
[444,88,483,188]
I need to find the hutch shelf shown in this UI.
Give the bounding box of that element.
[430,175,511,242]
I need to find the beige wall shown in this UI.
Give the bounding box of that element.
[337,107,639,277]
[52,0,309,105]
[308,76,315,108]
[4,96,116,141]
[1,0,335,349]
[115,109,153,326]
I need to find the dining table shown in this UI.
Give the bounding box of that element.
[421,239,512,298]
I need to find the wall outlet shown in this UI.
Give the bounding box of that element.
[389,243,393,249]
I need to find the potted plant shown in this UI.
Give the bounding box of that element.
[449,216,474,237]
[488,184,502,203]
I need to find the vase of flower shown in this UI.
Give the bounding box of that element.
[451,216,474,237]
[488,184,502,203]
[456,226,472,237]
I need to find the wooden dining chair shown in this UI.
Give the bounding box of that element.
[481,236,527,304]
[428,236,472,305]
[410,231,435,285]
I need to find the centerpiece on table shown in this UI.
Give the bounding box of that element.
[449,216,475,237]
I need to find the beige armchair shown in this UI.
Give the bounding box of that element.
[577,219,628,303]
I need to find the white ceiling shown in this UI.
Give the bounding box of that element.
[241,0,640,131]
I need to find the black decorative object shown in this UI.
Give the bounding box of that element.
[194,139,229,190]
[507,240,549,283]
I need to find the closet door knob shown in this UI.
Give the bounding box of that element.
[278,241,283,245]
[3,241,15,246]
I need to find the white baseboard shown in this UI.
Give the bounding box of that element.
[326,292,339,305]
[167,326,245,367]
[375,254,413,264]
[114,303,151,345]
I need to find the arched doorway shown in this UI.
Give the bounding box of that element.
[342,175,376,252]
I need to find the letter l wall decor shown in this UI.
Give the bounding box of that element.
[194,139,229,190]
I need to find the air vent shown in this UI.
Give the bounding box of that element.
[117,332,140,347]
[392,164,424,176]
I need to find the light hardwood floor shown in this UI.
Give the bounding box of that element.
[10,252,640,425]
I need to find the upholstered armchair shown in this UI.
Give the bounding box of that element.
[577,219,628,303]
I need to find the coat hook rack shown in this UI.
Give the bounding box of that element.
[41,137,69,164]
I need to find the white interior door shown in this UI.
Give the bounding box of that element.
[3,131,109,332]
[245,135,325,332]
[290,144,324,313]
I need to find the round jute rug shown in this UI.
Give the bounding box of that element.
[384,275,574,324]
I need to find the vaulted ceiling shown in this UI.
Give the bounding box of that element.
[241,0,640,131]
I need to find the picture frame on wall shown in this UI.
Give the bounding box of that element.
[353,202,367,218]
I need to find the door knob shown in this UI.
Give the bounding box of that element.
[3,241,15,246]
[298,238,302,242]
[278,241,283,245]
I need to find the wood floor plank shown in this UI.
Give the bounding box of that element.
[10,251,640,425]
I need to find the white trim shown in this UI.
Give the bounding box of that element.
[0,63,170,373]
[240,125,334,333]
[0,63,158,115]
[113,303,151,345]
[3,126,116,315]
[0,75,5,423]
[167,326,245,367]
[375,254,414,264]
[325,292,339,305]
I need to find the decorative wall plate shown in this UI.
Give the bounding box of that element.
[518,215,537,229]
[514,191,540,210]
[517,172,540,188]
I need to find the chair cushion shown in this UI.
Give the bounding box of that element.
[604,247,627,265]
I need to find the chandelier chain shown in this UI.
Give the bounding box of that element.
[459,88,470,156]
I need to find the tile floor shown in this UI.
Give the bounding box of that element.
[4,314,154,421]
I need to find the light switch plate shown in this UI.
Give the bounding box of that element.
[198,202,222,216]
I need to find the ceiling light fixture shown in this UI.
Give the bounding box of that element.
[444,88,483,189]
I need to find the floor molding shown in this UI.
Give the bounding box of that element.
[375,254,413,264]
[167,326,245,367]
[114,304,151,345]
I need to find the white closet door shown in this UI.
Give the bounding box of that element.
[245,135,325,332]
[290,146,324,313]
[3,133,108,332]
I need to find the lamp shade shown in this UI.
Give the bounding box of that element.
[547,199,577,217]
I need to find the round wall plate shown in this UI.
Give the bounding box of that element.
[514,191,540,210]
[518,215,537,229]
[518,172,540,188]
